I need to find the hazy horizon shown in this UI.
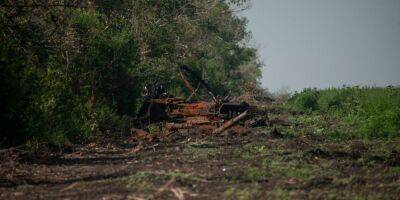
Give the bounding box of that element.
[242,0,400,92]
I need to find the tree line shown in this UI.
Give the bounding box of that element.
[0,0,262,148]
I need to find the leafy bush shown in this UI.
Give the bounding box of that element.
[317,89,343,111]
[357,88,400,139]
[288,88,319,112]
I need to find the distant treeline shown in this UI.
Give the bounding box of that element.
[0,0,263,148]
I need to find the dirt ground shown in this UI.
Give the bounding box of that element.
[1,110,400,200]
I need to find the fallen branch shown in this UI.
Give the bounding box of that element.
[212,110,248,134]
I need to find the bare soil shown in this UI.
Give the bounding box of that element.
[1,111,399,200]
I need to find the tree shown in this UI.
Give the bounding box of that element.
[0,0,262,147]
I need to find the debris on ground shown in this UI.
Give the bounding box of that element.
[132,65,269,138]
[1,100,400,199]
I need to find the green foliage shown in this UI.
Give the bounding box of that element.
[288,87,400,139]
[357,89,400,139]
[0,0,261,148]
[288,88,319,112]
[224,184,263,200]
[317,89,343,111]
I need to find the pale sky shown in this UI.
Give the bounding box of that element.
[242,0,400,92]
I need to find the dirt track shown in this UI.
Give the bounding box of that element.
[1,112,400,199]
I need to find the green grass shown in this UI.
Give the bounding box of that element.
[224,184,263,200]
[287,86,400,139]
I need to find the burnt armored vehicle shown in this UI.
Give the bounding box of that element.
[136,65,267,134]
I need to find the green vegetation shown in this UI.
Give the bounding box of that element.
[287,87,400,139]
[0,0,262,148]
[224,184,263,200]
[2,4,400,200]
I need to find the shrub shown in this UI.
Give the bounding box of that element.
[317,89,343,112]
[357,88,400,139]
[92,104,121,134]
[288,88,319,112]
[360,109,400,139]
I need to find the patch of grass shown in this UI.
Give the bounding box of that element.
[120,171,204,190]
[224,184,263,200]
[164,171,205,185]
[383,167,400,176]
[243,144,269,154]
[268,187,294,200]
[183,144,219,160]
[232,144,271,160]
[264,160,321,181]
[123,171,156,185]
[121,172,157,193]
[286,112,355,139]
[240,167,269,182]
